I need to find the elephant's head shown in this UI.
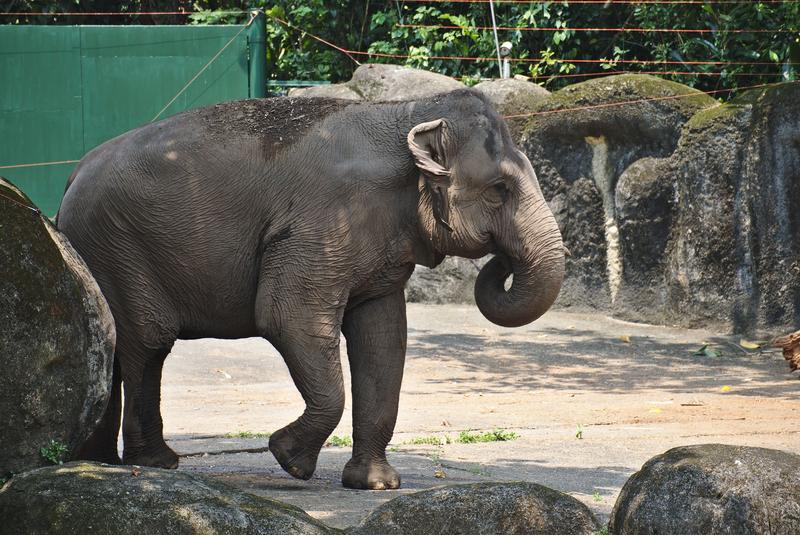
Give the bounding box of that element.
[409,91,565,327]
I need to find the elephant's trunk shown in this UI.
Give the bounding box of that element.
[474,190,565,328]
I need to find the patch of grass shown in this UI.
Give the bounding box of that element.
[456,429,519,444]
[326,435,352,447]
[224,431,271,439]
[596,526,609,535]
[403,429,519,446]
[405,435,452,446]
[40,439,69,465]
[592,491,603,502]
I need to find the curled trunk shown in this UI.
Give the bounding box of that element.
[474,206,565,328]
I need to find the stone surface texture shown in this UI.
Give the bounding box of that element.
[290,71,799,334]
[0,462,340,535]
[0,178,115,478]
[473,77,550,137]
[519,74,717,313]
[609,444,800,535]
[353,482,599,535]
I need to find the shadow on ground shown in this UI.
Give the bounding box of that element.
[408,327,795,398]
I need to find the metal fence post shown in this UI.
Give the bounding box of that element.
[248,9,267,98]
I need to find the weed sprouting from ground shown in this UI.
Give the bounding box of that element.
[224,431,271,439]
[592,491,603,502]
[40,439,69,465]
[326,435,353,447]
[406,435,452,446]
[403,429,519,446]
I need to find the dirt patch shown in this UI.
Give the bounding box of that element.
[159,304,799,529]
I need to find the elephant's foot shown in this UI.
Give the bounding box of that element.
[269,426,320,480]
[123,443,179,469]
[342,456,401,490]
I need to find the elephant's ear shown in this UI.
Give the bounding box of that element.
[407,119,454,232]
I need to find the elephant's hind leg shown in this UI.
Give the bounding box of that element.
[114,301,180,469]
[120,343,178,468]
[74,358,122,464]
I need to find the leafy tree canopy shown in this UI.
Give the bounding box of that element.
[5,1,799,93]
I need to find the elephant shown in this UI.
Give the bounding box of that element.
[56,89,565,490]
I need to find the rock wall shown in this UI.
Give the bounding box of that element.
[294,65,799,334]
[0,178,115,477]
[522,79,800,334]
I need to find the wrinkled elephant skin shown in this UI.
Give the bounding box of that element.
[57,90,565,489]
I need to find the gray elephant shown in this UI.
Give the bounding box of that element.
[57,89,565,490]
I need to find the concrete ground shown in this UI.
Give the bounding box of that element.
[161,304,800,530]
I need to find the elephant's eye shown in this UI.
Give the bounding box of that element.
[488,181,510,204]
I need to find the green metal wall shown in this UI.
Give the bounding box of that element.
[0,20,265,216]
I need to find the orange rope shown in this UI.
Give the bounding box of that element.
[401,0,796,4]
[0,10,245,16]
[398,23,797,34]
[269,16,362,66]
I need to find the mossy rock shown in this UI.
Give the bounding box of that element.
[0,178,115,478]
[663,81,800,333]
[0,462,340,534]
[610,444,800,535]
[352,482,599,535]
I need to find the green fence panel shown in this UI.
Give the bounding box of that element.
[0,19,264,216]
[0,27,83,216]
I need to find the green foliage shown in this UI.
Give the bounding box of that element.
[456,429,519,443]
[224,431,271,439]
[40,439,69,465]
[326,434,352,447]
[8,1,798,93]
[405,434,452,446]
[404,429,518,446]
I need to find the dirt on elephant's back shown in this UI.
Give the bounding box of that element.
[197,97,354,157]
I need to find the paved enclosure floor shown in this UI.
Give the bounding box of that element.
[160,304,800,529]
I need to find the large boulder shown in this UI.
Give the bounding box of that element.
[0,178,115,478]
[661,84,800,333]
[287,84,362,100]
[0,462,339,534]
[609,444,800,535]
[348,63,464,101]
[352,482,599,535]
[473,78,550,137]
[289,64,465,102]
[519,74,718,311]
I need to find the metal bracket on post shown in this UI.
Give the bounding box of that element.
[248,8,267,98]
[499,41,512,79]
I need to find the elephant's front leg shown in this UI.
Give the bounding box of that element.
[256,285,346,481]
[341,290,407,490]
